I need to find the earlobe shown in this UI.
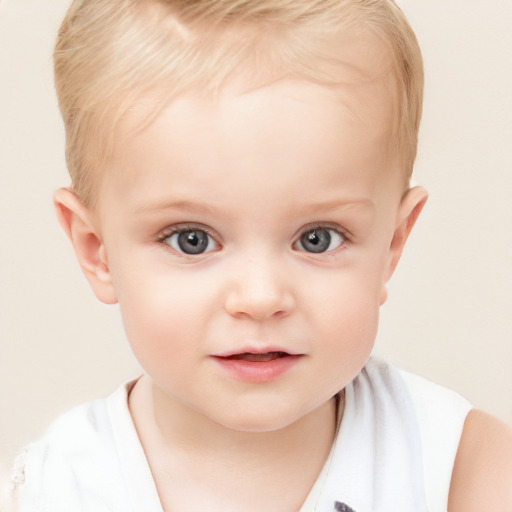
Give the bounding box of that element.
[382,186,428,294]
[54,188,118,305]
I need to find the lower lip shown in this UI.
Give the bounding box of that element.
[211,355,303,383]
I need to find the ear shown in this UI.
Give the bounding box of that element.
[54,188,118,305]
[380,186,428,305]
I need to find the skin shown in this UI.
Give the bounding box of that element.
[53,33,512,512]
[448,410,512,512]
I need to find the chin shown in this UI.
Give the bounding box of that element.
[216,403,310,434]
[223,418,296,434]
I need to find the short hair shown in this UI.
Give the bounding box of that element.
[54,0,423,208]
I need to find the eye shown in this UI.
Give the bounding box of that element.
[163,228,217,255]
[296,227,345,254]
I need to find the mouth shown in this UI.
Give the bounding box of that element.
[223,351,291,362]
[211,349,303,382]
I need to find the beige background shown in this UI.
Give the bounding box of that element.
[1,0,511,467]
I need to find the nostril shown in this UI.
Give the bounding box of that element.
[225,303,292,322]
[223,272,296,320]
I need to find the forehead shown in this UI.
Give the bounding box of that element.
[96,29,401,214]
[101,99,398,221]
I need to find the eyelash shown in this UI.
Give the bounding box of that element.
[157,223,220,251]
[300,223,349,239]
[157,223,214,240]
[294,223,350,252]
[156,223,350,255]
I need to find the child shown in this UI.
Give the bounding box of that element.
[10,0,512,511]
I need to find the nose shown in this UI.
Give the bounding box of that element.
[223,254,296,321]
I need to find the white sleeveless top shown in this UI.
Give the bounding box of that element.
[11,358,472,512]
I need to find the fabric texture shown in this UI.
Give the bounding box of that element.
[11,358,472,512]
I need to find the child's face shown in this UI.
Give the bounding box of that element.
[64,38,425,432]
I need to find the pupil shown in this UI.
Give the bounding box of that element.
[308,232,320,245]
[187,233,199,246]
[301,229,331,253]
[177,230,208,254]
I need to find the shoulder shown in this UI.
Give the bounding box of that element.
[20,381,133,459]
[31,395,112,456]
[12,397,110,485]
[11,384,132,509]
[10,399,105,510]
[448,409,512,511]
[374,361,473,511]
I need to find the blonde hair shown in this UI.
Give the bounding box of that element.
[54,0,423,207]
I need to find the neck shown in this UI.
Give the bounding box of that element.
[129,374,337,511]
[132,374,336,464]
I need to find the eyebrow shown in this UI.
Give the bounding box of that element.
[134,197,374,216]
[297,198,375,213]
[134,200,223,215]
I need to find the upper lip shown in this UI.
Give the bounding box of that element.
[212,346,302,358]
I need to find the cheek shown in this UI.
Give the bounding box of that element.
[113,262,219,360]
[307,267,382,362]
[321,285,380,350]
